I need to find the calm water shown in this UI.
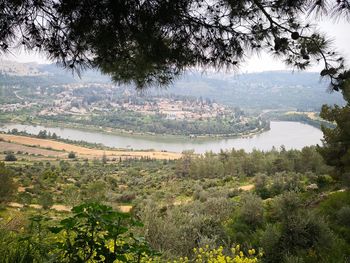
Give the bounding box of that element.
[0,122,323,153]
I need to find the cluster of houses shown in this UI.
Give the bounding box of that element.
[34,84,237,121]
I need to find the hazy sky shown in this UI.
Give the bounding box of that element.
[3,17,349,73]
[243,18,350,73]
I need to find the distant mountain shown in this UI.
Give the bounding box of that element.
[0,61,345,110]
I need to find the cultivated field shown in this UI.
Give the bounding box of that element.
[0,141,65,158]
[0,134,181,160]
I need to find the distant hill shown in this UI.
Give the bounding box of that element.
[0,60,44,76]
[162,71,345,110]
[0,60,110,83]
[0,61,344,110]
[37,63,110,83]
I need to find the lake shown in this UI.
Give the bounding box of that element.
[0,121,323,153]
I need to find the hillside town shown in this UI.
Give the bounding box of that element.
[17,83,245,122]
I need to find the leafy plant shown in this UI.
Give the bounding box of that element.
[49,203,156,262]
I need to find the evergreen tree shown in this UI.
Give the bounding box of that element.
[0,0,349,88]
[318,71,350,185]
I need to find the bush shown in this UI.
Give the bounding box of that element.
[5,152,17,161]
[336,206,350,227]
[239,193,264,226]
[0,163,16,203]
[68,151,76,159]
[0,203,156,263]
[50,203,155,262]
[38,192,54,210]
[263,192,340,262]
[188,245,260,263]
[316,174,334,188]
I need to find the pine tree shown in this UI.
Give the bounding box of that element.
[0,0,349,89]
[318,71,350,185]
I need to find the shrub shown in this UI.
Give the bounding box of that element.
[0,203,156,262]
[18,192,32,207]
[49,203,155,262]
[263,192,339,262]
[180,245,261,263]
[83,181,107,202]
[336,206,350,227]
[0,163,16,204]
[68,151,76,159]
[316,174,334,188]
[239,193,264,226]
[5,152,17,162]
[38,192,54,210]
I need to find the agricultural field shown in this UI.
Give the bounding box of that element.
[0,134,181,160]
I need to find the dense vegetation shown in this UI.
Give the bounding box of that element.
[264,111,335,129]
[1,146,349,262]
[38,111,266,137]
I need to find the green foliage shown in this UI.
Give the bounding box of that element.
[255,172,304,199]
[39,109,264,136]
[336,206,350,228]
[0,152,348,262]
[38,192,54,210]
[239,193,264,227]
[0,162,16,204]
[50,203,155,262]
[0,229,44,263]
[4,152,17,162]
[1,1,348,89]
[62,185,81,207]
[0,203,156,262]
[226,193,264,245]
[261,192,339,263]
[177,147,330,180]
[18,192,32,207]
[139,198,233,259]
[37,130,48,139]
[68,151,76,159]
[318,191,350,244]
[318,71,350,185]
[83,181,107,203]
[0,214,56,263]
[276,112,335,129]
